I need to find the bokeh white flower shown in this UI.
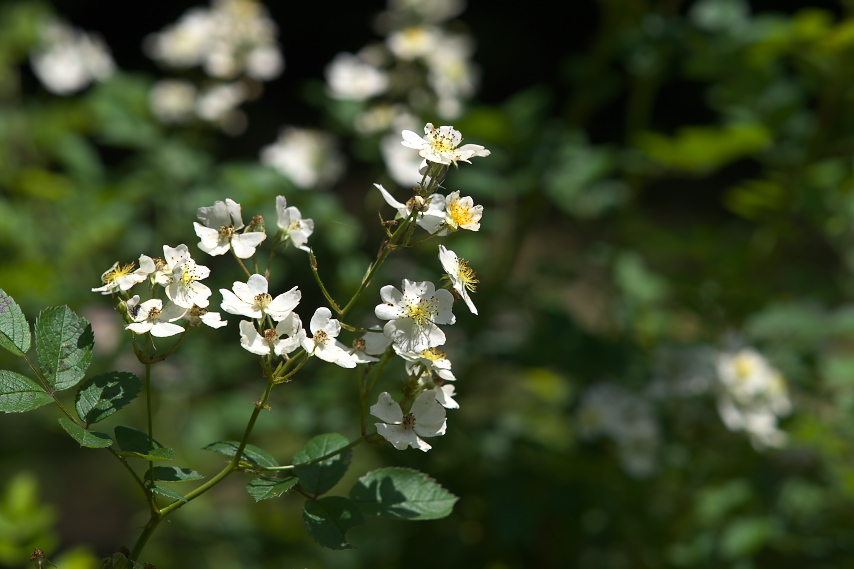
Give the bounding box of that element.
[31,19,115,96]
[261,127,345,190]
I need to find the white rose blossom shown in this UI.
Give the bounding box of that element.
[220,274,301,322]
[371,391,447,451]
[301,308,358,368]
[443,191,482,233]
[438,245,479,315]
[238,314,303,356]
[350,327,393,364]
[194,198,266,258]
[375,279,455,352]
[92,261,148,295]
[374,183,446,234]
[401,123,490,165]
[161,245,212,308]
[125,296,185,338]
[394,345,456,382]
[275,196,314,252]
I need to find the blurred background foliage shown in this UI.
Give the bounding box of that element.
[4,0,854,567]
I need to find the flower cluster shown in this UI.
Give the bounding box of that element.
[322,0,481,186]
[30,18,115,96]
[144,0,283,133]
[715,346,791,449]
[575,383,661,478]
[368,124,487,452]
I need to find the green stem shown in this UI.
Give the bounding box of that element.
[309,250,343,313]
[130,374,278,562]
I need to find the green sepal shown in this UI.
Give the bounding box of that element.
[58,418,112,448]
[115,425,175,461]
[293,433,352,496]
[303,496,364,550]
[151,484,187,503]
[0,289,31,356]
[0,370,52,413]
[35,306,94,391]
[202,441,278,468]
[349,467,458,520]
[246,476,298,501]
[75,371,141,425]
[150,466,204,483]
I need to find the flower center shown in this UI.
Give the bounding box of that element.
[179,261,200,285]
[146,307,162,322]
[420,347,446,362]
[447,198,475,228]
[456,259,479,292]
[219,225,236,239]
[263,328,279,342]
[734,355,754,381]
[314,330,329,346]
[254,293,272,310]
[353,338,367,351]
[402,412,416,429]
[404,297,438,327]
[288,219,302,232]
[104,262,136,284]
[427,127,457,153]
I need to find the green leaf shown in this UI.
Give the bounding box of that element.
[293,433,352,496]
[247,476,298,501]
[75,371,141,425]
[303,496,364,550]
[35,306,94,391]
[0,370,52,413]
[150,466,205,483]
[0,289,31,356]
[58,418,112,448]
[115,426,175,461]
[151,484,187,503]
[202,441,278,468]
[350,467,458,520]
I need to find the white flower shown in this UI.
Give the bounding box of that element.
[394,345,456,382]
[161,244,212,308]
[180,304,228,329]
[401,123,490,165]
[194,198,266,258]
[301,308,358,368]
[149,79,197,124]
[381,132,426,186]
[349,327,393,363]
[386,26,441,61]
[125,296,185,338]
[92,261,148,294]
[275,196,314,252]
[220,274,301,321]
[195,82,247,133]
[374,184,446,234]
[443,191,482,232]
[31,20,115,96]
[238,314,303,356]
[432,384,459,410]
[375,279,455,352]
[261,127,345,190]
[438,245,478,315]
[325,52,389,100]
[371,391,447,451]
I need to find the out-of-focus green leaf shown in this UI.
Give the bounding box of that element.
[634,124,770,172]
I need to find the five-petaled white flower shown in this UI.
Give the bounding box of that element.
[238,314,303,356]
[275,196,314,252]
[401,123,490,165]
[443,191,482,233]
[301,307,358,368]
[221,274,301,322]
[438,245,479,315]
[349,327,393,364]
[375,279,455,352]
[395,345,457,382]
[194,198,266,258]
[374,183,446,234]
[170,304,229,329]
[125,296,185,337]
[92,261,148,294]
[161,244,212,308]
[371,391,447,451]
